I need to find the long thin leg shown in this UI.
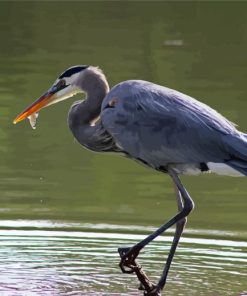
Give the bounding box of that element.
[156,181,187,291]
[134,180,187,295]
[119,169,194,294]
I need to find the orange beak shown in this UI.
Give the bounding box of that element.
[13,91,55,124]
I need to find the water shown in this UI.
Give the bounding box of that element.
[0,2,247,295]
[0,221,246,296]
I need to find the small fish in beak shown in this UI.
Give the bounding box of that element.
[28,113,39,129]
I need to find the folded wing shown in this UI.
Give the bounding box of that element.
[101,80,239,168]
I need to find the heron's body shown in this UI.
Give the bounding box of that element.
[69,77,247,177]
[14,66,247,296]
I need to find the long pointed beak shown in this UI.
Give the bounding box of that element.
[13,91,56,124]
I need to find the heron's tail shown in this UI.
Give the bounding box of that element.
[224,132,247,176]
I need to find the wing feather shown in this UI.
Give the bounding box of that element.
[101,80,238,168]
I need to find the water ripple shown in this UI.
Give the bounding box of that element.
[0,220,246,296]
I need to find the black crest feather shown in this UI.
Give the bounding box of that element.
[59,65,88,79]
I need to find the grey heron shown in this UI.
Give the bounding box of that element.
[13,65,247,296]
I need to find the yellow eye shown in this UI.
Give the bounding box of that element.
[60,80,66,87]
[56,79,66,90]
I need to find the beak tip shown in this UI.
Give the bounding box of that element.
[13,117,21,125]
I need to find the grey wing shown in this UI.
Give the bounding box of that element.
[101,80,238,168]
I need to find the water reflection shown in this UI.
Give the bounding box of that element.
[0,220,246,296]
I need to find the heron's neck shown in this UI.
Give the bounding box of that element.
[70,68,109,125]
[68,68,112,151]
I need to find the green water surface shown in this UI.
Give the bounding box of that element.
[0,2,246,295]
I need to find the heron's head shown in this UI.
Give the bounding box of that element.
[13,65,89,124]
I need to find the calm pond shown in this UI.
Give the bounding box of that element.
[0,2,246,296]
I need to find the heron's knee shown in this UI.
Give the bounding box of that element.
[185,199,194,214]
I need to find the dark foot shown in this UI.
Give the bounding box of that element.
[118,246,140,273]
[118,247,155,294]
